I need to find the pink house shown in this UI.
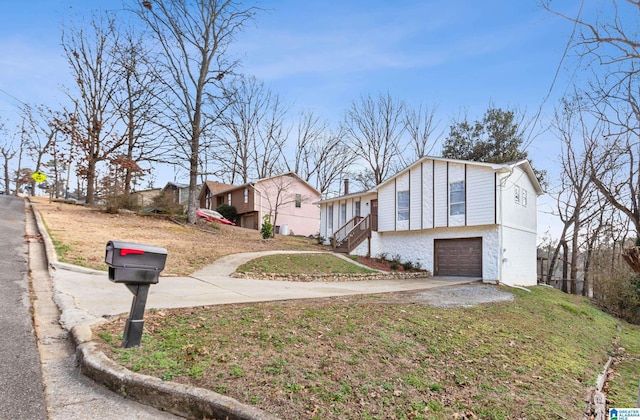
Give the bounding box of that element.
[199,172,321,237]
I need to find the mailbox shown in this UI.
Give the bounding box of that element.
[105,240,167,284]
[105,240,168,348]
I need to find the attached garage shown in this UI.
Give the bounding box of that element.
[434,238,482,277]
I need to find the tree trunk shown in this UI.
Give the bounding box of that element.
[561,240,569,293]
[85,159,97,204]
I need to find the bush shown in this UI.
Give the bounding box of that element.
[592,263,640,324]
[148,192,184,215]
[261,214,273,239]
[402,261,414,271]
[105,194,139,214]
[216,204,237,224]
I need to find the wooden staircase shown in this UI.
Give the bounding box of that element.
[332,215,372,253]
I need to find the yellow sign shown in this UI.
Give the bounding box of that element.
[31,170,47,183]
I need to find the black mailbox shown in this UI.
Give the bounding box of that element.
[105,240,167,284]
[105,240,168,348]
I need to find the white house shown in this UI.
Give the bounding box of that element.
[318,157,543,286]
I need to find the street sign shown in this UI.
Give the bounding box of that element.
[31,171,47,183]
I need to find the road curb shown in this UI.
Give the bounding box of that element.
[29,201,278,420]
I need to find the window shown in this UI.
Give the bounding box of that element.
[355,201,361,217]
[227,192,232,206]
[449,181,465,216]
[244,188,249,204]
[397,190,409,221]
[514,186,520,205]
[295,193,301,208]
[340,203,346,224]
[522,189,528,207]
[328,205,333,229]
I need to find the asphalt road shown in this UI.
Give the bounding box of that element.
[0,195,47,419]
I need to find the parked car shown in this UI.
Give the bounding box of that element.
[195,208,236,226]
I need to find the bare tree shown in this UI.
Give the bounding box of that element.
[313,131,356,197]
[214,76,289,183]
[290,109,326,181]
[343,92,407,186]
[20,104,65,195]
[545,0,640,238]
[110,25,166,195]
[0,119,15,195]
[62,13,128,204]
[404,103,440,160]
[132,0,257,223]
[547,96,604,293]
[287,110,355,196]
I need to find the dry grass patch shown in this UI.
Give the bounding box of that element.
[31,198,322,276]
[94,287,636,419]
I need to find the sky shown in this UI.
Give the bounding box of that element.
[0,0,600,240]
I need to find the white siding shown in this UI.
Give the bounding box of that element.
[467,165,496,226]
[448,163,465,227]
[501,225,537,286]
[499,166,537,233]
[410,164,423,230]
[422,161,434,229]
[396,173,410,231]
[434,161,448,227]
[351,226,501,282]
[378,182,395,232]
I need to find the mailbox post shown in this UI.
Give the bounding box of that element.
[105,240,167,348]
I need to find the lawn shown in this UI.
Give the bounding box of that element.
[94,286,640,419]
[34,198,640,418]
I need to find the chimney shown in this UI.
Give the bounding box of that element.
[344,179,349,195]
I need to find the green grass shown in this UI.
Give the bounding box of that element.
[235,253,376,275]
[96,286,640,419]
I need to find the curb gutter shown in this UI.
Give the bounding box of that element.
[30,202,278,420]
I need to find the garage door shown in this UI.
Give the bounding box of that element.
[434,238,482,277]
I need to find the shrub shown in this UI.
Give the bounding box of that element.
[105,194,138,214]
[148,192,184,215]
[402,261,414,271]
[261,214,273,239]
[216,204,237,223]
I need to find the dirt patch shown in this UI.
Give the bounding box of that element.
[374,283,515,307]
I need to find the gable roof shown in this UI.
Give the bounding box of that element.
[320,156,543,204]
[377,156,543,195]
[203,180,236,195]
[212,172,321,197]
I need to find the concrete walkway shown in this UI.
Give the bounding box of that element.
[34,208,478,419]
[52,251,476,328]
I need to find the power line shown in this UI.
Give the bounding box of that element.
[526,0,585,146]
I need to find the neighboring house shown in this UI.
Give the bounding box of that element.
[199,180,236,209]
[200,172,322,236]
[130,188,162,208]
[162,182,190,206]
[318,157,543,286]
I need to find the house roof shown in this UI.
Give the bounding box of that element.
[203,180,236,194]
[317,188,377,204]
[320,156,544,204]
[212,172,321,197]
[162,182,189,190]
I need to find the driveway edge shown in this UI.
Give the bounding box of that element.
[30,201,278,420]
